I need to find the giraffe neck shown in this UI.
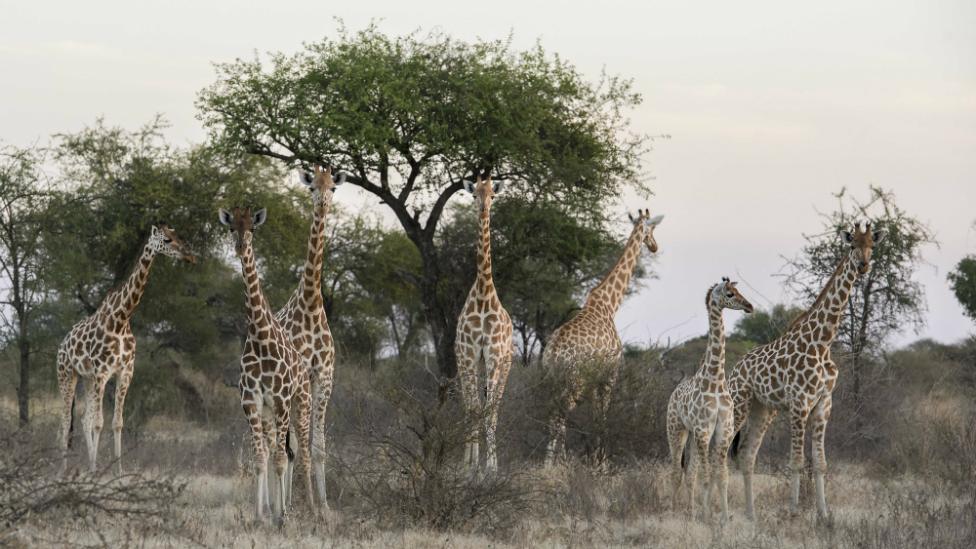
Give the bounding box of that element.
[584,223,645,316]
[474,208,495,296]
[789,251,860,346]
[239,240,271,337]
[298,198,329,308]
[697,296,726,384]
[108,242,157,320]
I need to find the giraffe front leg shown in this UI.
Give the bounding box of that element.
[310,369,333,509]
[811,395,832,519]
[112,367,133,476]
[85,375,109,473]
[740,401,777,520]
[260,416,276,513]
[456,345,480,472]
[545,394,578,467]
[295,376,317,515]
[484,355,512,474]
[272,403,291,525]
[711,405,734,523]
[693,429,712,521]
[592,363,619,466]
[787,407,812,516]
[243,394,269,521]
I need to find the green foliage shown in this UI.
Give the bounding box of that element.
[197,24,651,377]
[323,210,424,363]
[948,256,976,323]
[731,303,805,345]
[36,118,314,377]
[0,143,52,424]
[784,186,936,355]
[198,25,647,205]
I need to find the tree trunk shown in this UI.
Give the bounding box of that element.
[17,335,30,426]
[416,238,458,380]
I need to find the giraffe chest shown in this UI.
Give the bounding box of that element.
[671,377,730,430]
[61,317,131,374]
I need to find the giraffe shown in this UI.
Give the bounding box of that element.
[56,224,195,476]
[728,222,885,519]
[455,175,514,473]
[542,209,664,466]
[666,278,753,523]
[272,165,345,507]
[219,206,315,523]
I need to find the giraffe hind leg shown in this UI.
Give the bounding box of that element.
[57,363,78,476]
[112,367,133,477]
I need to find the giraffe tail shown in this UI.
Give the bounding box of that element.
[286,429,295,462]
[729,431,741,461]
[67,394,76,449]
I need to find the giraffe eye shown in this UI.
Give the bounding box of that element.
[163,238,172,243]
[726,293,734,298]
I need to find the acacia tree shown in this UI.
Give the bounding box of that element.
[732,303,805,345]
[197,26,649,378]
[0,144,50,425]
[784,186,936,401]
[42,118,312,369]
[948,224,976,323]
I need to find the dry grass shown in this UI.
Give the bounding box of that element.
[5,340,975,547]
[6,416,973,549]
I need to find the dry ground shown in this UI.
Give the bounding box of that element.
[4,342,975,548]
[5,414,973,548]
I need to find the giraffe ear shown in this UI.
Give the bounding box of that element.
[298,170,315,189]
[872,230,886,244]
[841,230,854,244]
[218,209,233,227]
[462,180,475,194]
[492,180,505,194]
[646,214,664,227]
[335,171,347,186]
[252,208,268,228]
[150,225,161,237]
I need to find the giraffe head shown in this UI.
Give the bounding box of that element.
[842,221,886,275]
[298,165,346,208]
[218,207,267,257]
[627,209,665,253]
[148,224,196,263]
[462,176,505,216]
[710,277,754,313]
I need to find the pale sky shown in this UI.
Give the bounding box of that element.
[2,1,974,347]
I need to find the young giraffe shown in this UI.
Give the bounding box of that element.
[542,209,664,466]
[455,175,514,473]
[219,207,315,523]
[57,224,195,475]
[728,222,885,519]
[666,278,753,522]
[272,165,345,506]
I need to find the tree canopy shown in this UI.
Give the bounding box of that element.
[783,186,936,403]
[198,25,652,377]
[948,253,976,324]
